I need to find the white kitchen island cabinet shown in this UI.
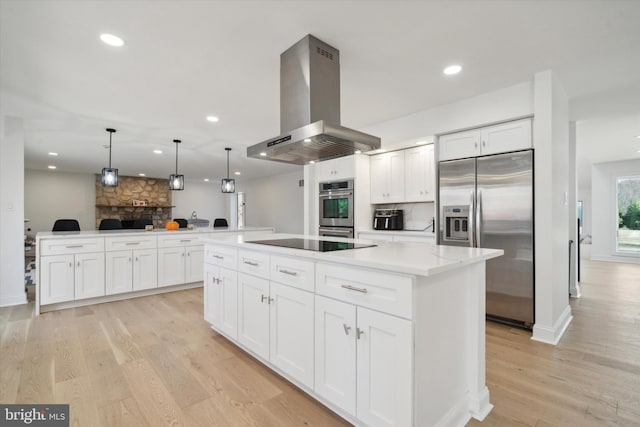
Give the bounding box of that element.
[203,234,502,427]
[36,227,273,314]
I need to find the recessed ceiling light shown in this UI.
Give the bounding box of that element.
[443,64,462,76]
[138,173,146,177]
[153,149,163,154]
[100,33,125,47]
[303,138,312,143]
[206,116,219,123]
[354,150,362,154]
[48,152,58,156]
[48,165,56,170]
[234,171,241,175]
[204,178,210,182]
[309,161,315,164]
[260,152,267,156]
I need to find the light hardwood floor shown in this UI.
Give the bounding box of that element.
[1,258,639,426]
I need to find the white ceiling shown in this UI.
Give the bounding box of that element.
[1,0,639,184]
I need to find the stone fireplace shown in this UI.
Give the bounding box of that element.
[95,175,173,228]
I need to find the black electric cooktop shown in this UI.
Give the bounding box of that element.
[249,238,376,252]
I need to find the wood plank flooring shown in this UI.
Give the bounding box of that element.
[1,258,639,426]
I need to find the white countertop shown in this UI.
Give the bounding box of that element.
[206,233,502,277]
[357,229,436,238]
[36,226,274,239]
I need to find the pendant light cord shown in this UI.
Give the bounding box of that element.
[227,149,230,179]
[175,141,179,174]
[108,131,112,168]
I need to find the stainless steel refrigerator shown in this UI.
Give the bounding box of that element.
[438,150,534,328]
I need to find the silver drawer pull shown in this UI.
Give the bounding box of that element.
[356,328,365,339]
[65,245,83,248]
[244,260,259,267]
[125,242,140,245]
[260,294,268,303]
[212,255,224,260]
[341,284,368,294]
[180,239,191,243]
[343,324,351,335]
[279,269,297,276]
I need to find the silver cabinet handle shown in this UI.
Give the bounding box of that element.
[343,324,351,335]
[187,252,190,256]
[269,297,274,304]
[356,328,364,339]
[135,257,139,262]
[125,242,140,245]
[474,142,478,148]
[244,260,259,267]
[212,255,224,260]
[76,261,80,267]
[341,284,368,294]
[482,140,486,147]
[129,257,132,262]
[66,245,83,248]
[279,269,297,276]
[69,262,72,267]
[180,239,191,243]
[260,294,267,303]
[182,253,185,257]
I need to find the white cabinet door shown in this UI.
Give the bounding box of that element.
[356,307,413,427]
[316,156,355,182]
[40,255,74,304]
[314,296,357,416]
[204,264,220,326]
[237,272,270,360]
[185,246,204,283]
[269,282,314,388]
[158,247,185,287]
[133,248,157,291]
[218,267,238,339]
[481,118,532,156]
[75,252,105,300]
[438,129,481,161]
[404,144,435,202]
[370,151,405,204]
[105,251,133,296]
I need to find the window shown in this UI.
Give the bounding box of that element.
[616,176,640,253]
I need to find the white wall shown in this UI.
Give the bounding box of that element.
[171,180,228,224]
[592,159,640,263]
[25,170,95,233]
[0,116,26,307]
[361,82,534,145]
[238,169,304,234]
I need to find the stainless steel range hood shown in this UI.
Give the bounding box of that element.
[247,35,381,165]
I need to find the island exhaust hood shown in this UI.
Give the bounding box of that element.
[246,35,381,165]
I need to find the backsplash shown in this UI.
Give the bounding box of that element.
[372,202,435,232]
[94,175,173,228]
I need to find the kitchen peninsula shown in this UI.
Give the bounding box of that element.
[35,226,274,315]
[203,234,503,427]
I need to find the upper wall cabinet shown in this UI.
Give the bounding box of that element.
[404,144,435,202]
[438,118,532,161]
[370,150,405,204]
[316,156,355,182]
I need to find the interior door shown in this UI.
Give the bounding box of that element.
[477,150,534,326]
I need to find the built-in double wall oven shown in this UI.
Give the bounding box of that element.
[319,179,354,239]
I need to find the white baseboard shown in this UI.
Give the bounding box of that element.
[0,293,28,307]
[531,305,572,345]
[591,255,640,264]
[570,282,581,298]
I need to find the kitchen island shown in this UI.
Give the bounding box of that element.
[203,233,503,427]
[35,226,274,314]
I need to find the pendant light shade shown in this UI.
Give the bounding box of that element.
[169,139,184,191]
[101,128,118,187]
[221,147,235,193]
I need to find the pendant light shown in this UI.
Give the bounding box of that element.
[221,147,235,193]
[101,128,118,187]
[169,139,184,190]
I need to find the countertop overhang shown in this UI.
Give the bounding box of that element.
[206,233,503,277]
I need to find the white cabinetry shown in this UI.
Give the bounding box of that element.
[439,118,532,161]
[105,235,158,295]
[40,238,105,304]
[158,235,206,287]
[204,264,238,339]
[237,272,270,359]
[358,230,435,244]
[316,155,355,182]
[404,144,435,202]
[370,150,405,204]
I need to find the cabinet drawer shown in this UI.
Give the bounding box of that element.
[270,255,315,292]
[238,249,270,279]
[105,235,157,251]
[204,245,237,270]
[157,234,204,247]
[40,238,105,256]
[316,263,413,319]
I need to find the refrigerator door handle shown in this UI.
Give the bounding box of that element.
[476,189,482,248]
[468,190,475,247]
